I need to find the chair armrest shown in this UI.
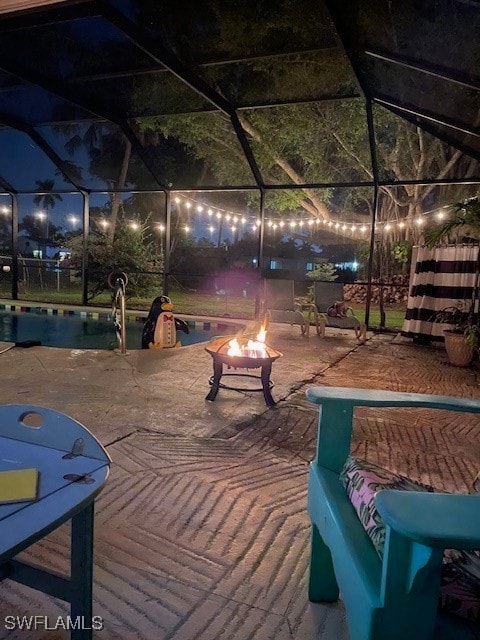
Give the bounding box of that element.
[306,386,480,413]
[375,490,480,549]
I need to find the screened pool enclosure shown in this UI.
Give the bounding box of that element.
[0,0,479,327]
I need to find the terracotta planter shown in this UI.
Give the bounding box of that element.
[443,330,475,367]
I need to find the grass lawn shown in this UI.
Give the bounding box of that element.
[1,285,407,330]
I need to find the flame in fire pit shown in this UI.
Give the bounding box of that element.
[227,325,267,358]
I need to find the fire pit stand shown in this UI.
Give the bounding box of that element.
[205,336,282,407]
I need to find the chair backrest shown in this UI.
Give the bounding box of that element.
[264,279,295,311]
[314,281,344,312]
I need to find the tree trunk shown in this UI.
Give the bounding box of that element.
[107,138,132,243]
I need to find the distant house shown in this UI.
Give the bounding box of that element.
[18,234,63,259]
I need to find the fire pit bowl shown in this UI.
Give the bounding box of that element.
[205,335,283,407]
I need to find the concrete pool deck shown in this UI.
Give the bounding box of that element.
[0,321,479,639]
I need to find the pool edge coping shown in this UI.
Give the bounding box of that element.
[0,298,248,333]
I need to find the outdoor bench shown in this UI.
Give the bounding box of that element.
[306,387,480,640]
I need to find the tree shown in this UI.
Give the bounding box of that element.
[60,123,132,243]
[130,0,480,246]
[306,262,338,282]
[19,214,61,243]
[68,222,159,300]
[33,179,62,241]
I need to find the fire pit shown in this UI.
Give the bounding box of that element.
[205,329,282,407]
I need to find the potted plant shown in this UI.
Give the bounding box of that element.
[425,197,480,366]
[430,303,479,366]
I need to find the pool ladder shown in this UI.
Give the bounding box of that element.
[110,272,128,354]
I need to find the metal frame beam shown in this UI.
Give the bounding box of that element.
[236,94,361,111]
[0,109,86,190]
[454,0,480,7]
[379,177,480,187]
[364,100,380,329]
[322,0,369,100]
[11,194,18,300]
[377,103,480,164]
[0,0,98,32]
[5,93,360,122]
[0,59,168,189]
[4,173,480,196]
[98,1,265,188]
[365,49,480,92]
[374,95,480,145]
[68,46,340,83]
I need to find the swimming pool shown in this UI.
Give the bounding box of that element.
[0,310,240,350]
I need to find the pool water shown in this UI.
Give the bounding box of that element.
[0,311,238,350]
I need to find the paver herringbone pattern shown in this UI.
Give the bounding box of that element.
[0,334,479,639]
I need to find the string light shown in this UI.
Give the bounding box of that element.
[170,193,455,238]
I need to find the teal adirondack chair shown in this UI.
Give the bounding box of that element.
[306,387,480,640]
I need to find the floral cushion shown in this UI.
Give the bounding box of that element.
[340,456,480,622]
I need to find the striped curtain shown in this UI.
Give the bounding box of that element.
[402,244,479,341]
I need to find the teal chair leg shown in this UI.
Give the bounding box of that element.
[308,524,339,602]
[373,528,444,640]
[71,502,95,640]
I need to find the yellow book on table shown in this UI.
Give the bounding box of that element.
[0,468,39,504]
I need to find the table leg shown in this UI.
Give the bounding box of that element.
[71,501,94,640]
[206,358,223,401]
[261,363,276,407]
